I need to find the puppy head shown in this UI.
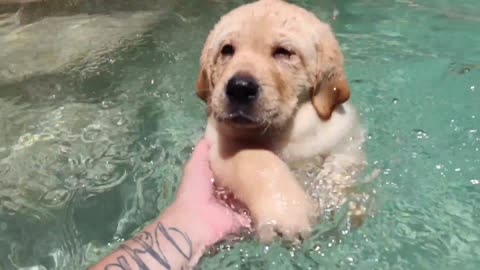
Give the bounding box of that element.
[197,0,350,136]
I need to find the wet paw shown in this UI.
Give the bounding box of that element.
[256,220,312,245]
[251,192,314,245]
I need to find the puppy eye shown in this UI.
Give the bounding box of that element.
[273,47,294,59]
[221,44,235,56]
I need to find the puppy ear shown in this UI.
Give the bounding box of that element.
[310,24,350,120]
[311,68,350,120]
[196,67,210,102]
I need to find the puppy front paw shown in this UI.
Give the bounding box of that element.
[252,191,314,244]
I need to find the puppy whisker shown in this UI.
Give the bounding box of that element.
[261,119,272,135]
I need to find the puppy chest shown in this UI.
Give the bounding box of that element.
[288,155,355,214]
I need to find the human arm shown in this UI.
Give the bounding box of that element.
[88,138,250,270]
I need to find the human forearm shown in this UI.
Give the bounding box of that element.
[89,137,250,269]
[88,202,211,270]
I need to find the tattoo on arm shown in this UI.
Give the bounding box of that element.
[102,222,193,270]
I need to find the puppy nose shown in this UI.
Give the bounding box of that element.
[226,74,259,104]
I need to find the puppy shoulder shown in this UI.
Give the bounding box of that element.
[280,101,363,160]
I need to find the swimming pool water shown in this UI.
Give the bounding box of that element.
[0,0,479,269]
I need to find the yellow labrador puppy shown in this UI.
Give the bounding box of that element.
[196,0,366,243]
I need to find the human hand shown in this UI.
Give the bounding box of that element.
[89,137,251,270]
[173,137,251,249]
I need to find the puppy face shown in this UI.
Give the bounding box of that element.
[197,0,350,135]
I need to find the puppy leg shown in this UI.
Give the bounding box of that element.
[324,124,368,190]
[210,147,315,244]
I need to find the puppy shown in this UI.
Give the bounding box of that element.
[196,0,366,243]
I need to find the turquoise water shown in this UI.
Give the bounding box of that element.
[0,0,479,269]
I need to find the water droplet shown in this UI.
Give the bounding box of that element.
[115,117,125,126]
[101,100,114,109]
[413,129,429,139]
[470,85,475,91]
[471,179,479,185]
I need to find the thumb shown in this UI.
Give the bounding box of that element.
[177,137,213,199]
[188,137,210,164]
[183,137,211,180]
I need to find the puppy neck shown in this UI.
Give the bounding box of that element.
[206,117,292,157]
[206,101,356,160]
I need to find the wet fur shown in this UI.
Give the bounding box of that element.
[197,0,366,243]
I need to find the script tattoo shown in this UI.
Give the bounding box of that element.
[103,222,192,270]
